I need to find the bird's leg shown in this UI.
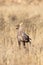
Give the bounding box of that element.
[18,41,21,49]
[23,41,26,48]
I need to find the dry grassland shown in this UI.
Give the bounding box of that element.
[0,0,43,65]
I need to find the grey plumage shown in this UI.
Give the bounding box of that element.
[16,23,31,48]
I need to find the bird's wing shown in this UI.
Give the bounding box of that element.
[22,33,29,41]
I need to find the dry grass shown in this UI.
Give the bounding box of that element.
[0,0,43,5]
[0,1,43,65]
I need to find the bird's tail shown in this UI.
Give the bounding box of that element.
[29,38,31,45]
[29,38,31,40]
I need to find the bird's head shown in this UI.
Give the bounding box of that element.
[16,22,23,29]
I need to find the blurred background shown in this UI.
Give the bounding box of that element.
[0,0,43,65]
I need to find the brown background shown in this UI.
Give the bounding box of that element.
[0,0,43,65]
